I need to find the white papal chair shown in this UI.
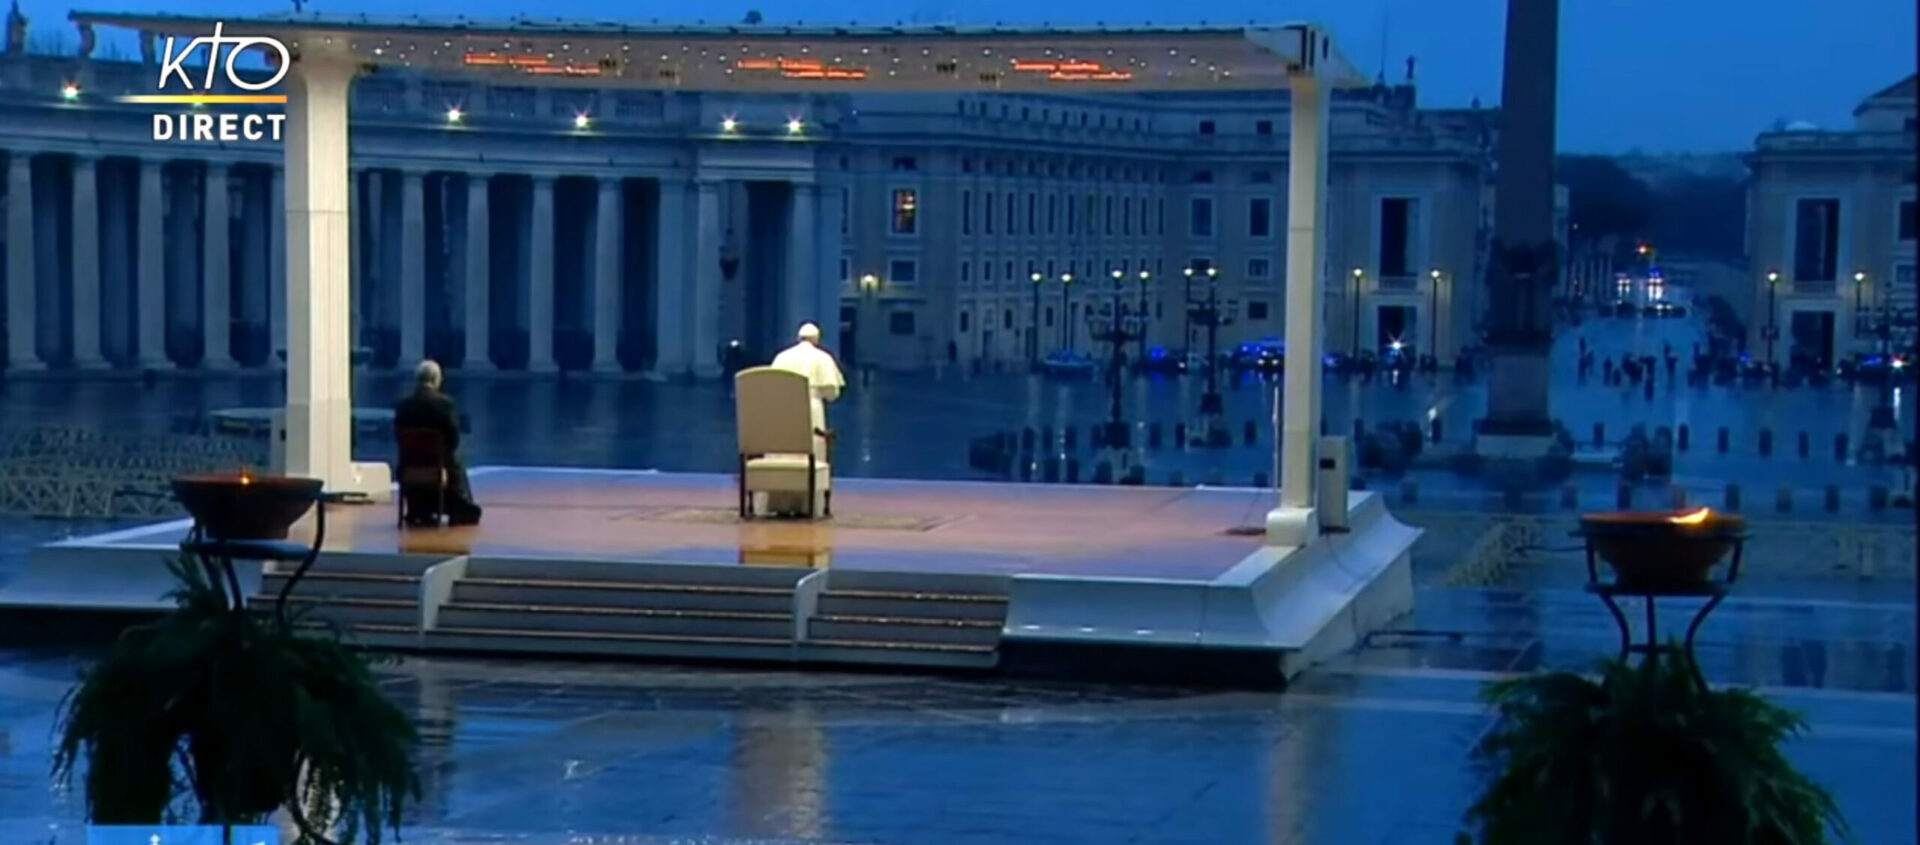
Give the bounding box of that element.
[734,366,832,519]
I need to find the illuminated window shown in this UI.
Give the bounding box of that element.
[890,189,918,235]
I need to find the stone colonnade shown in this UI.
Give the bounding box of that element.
[0,149,837,377]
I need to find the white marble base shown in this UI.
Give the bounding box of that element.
[1475,432,1558,459]
[1004,491,1420,680]
[1264,505,1319,547]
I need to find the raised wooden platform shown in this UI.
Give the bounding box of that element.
[8,467,1420,685]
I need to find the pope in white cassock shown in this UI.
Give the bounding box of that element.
[767,322,845,513]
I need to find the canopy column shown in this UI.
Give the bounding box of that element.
[1268,71,1329,546]
[282,53,386,497]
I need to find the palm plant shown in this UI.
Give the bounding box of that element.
[1462,651,1850,845]
[54,553,419,843]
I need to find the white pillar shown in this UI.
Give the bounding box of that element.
[5,151,40,369]
[135,159,168,367]
[269,167,286,360]
[649,179,688,378]
[527,174,557,372]
[463,172,492,370]
[282,56,362,493]
[591,176,623,372]
[785,182,818,339]
[1269,74,1330,546]
[691,178,723,378]
[201,162,233,368]
[399,169,426,366]
[69,155,105,368]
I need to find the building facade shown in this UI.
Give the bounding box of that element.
[0,48,1493,376]
[1745,74,1917,366]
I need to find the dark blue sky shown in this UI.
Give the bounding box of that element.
[29,0,1916,151]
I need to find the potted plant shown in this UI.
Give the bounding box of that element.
[55,475,419,843]
[1460,652,1850,845]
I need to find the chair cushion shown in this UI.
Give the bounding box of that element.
[744,454,831,493]
[745,454,829,471]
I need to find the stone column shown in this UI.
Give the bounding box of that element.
[347,168,361,348]
[784,182,818,341]
[399,169,426,366]
[1268,72,1330,546]
[649,178,688,378]
[269,167,286,360]
[463,172,492,370]
[282,56,360,493]
[70,155,106,368]
[201,162,233,368]
[526,174,557,372]
[691,178,723,378]
[814,182,845,357]
[135,159,167,367]
[239,169,271,362]
[5,151,39,369]
[591,176,623,372]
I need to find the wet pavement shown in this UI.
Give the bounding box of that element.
[0,304,1913,519]
[0,299,1913,843]
[0,583,1911,845]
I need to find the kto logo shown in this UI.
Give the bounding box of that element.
[117,22,290,143]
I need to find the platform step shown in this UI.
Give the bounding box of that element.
[438,601,793,640]
[454,579,793,613]
[262,572,421,601]
[816,590,1008,622]
[262,596,421,628]
[804,637,997,655]
[809,614,1002,647]
[427,625,791,648]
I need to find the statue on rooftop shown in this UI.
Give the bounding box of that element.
[76,22,95,59]
[5,2,27,56]
[139,30,155,63]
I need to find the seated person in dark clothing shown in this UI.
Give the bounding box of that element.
[393,360,483,526]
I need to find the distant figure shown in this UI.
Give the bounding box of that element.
[768,323,845,515]
[394,360,483,526]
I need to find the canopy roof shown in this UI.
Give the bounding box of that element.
[68,12,1366,93]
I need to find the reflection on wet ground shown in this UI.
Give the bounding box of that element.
[0,585,1911,845]
[0,307,1912,844]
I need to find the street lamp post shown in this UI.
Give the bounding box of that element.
[1137,269,1153,364]
[1763,270,1781,366]
[1184,266,1233,440]
[1428,268,1444,361]
[1060,273,1075,353]
[1088,272,1148,449]
[1349,268,1364,356]
[1029,272,1044,367]
[857,273,880,370]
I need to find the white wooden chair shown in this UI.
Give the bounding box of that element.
[734,366,832,519]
